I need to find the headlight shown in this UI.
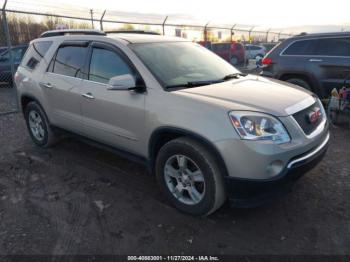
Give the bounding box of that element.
[229,111,290,144]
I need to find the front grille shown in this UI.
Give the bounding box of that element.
[292,101,323,135]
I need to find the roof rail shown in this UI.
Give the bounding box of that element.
[40,29,106,38]
[105,30,160,35]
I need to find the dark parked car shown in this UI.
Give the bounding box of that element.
[261,32,350,98]
[0,44,28,84]
[0,47,8,55]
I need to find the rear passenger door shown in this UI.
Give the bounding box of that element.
[41,41,88,132]
[80,42,145,154]
[311,37,350,96]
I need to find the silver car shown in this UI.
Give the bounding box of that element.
[15,30,329,216]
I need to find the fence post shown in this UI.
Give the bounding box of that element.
[204,21,210,42]
[265,28,271,42]
[2,0,19,111]
[248,26,255,43]
[230,24,236,42]
[90,9,94,28]
[100,10,106,31]
[162,16,168,35]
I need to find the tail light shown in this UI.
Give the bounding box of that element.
[14,71,20,83]
[262,57,273,65]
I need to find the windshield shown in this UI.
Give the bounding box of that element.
[130,42,240,88]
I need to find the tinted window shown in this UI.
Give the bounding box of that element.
[283,40,318,55]
[52,45,87,78]
[212,43,229,51]
[89,48,132,84]
[315,38,350,56]
[235,44,243,50]
[21,41,52,69]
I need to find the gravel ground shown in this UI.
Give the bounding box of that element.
[0,86,18,113]
[0,112,349,255]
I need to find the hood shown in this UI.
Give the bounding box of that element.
[175,75,315,116]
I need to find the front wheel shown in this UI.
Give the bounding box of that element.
[155,137,226,216]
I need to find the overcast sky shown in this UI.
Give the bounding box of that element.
[8,0,350,28]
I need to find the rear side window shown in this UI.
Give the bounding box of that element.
[51,45,87,78]
[212,44,229,51]
[88,48,133,84]
[315,37,350,57]
[282,39,318,55]
[235,44,243,51]
[251,46,261,50]
[21,41,52,69]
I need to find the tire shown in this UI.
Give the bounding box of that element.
[285,78,312,91]
[255,54,263,60]
[24,101,58,148]
[230,56,238,65]
[155,137,226,216]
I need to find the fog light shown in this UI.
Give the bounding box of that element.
[266,160,284,177]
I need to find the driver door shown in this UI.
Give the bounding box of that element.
[80,42,146,154]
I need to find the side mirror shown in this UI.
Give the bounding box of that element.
[107,74,136,91]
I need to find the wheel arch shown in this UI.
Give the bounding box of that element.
[148,127,229,177]
[279,72,323,96]
[20,94,51,123]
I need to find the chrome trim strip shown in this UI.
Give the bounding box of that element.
[287,132,330,169]
[285,96,316,115]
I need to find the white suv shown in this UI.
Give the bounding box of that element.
[244,44,266,60]
[15,30,329,216]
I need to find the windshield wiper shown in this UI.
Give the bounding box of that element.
[165,74,247,89]
[222,73,247,81]
[165,80,221,89]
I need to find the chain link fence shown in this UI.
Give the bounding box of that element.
[0,0,297,114]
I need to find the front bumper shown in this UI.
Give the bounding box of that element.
[225,132,330,207]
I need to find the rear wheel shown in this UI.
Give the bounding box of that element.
[285,78,312,91]
[230,56,238,65]
[155,137,226,216]
[24,101,58,148]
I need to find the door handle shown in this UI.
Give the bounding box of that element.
[39,82,53,89]
[82,92,95,99]
[309,58,323,62]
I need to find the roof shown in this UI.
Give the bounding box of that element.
[107,33,188,43]
[37,29,187,44]
[40,29,106,38]
[290,31,350,40]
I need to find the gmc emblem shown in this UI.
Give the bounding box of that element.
[307,107,322,124]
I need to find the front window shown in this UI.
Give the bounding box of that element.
[89,47,133,84]
[130,42,240,89]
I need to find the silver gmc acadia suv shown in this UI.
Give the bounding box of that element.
[15,30,329,216]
